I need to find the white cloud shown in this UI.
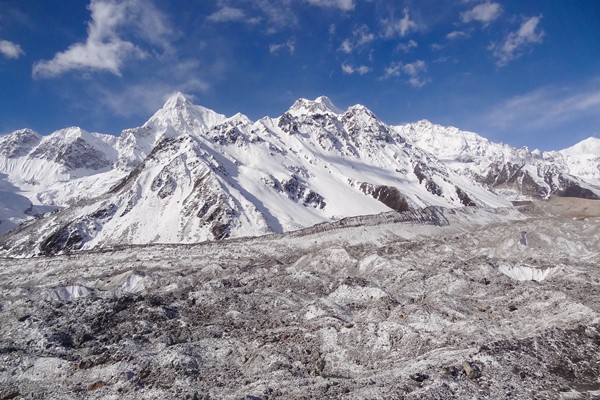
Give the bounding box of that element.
[338,25,375,54]
[357,29,375,46]
[306,0,355,11]
[382,62,402,79]
[381,60,428,87]
[491,16,544,66]
[446,31,469,40]
[461,2,502,24]
[0,39,24,59]
[339,39,353,54]
[381,8,419,38]
[207,5,260,24]
[249,1,298,33]
[485,84,600,133]
[402,60,428,88]
[396,39,417,53]
[269,38,295,55]
[207,6,246,22]
[32,0,172,78]
[341,63,370,75]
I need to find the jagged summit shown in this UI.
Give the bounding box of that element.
[288,95,345,117]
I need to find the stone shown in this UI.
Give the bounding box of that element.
[409,372,430,382]
[462,361,482,379]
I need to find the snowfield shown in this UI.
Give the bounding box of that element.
[1,204,599,399]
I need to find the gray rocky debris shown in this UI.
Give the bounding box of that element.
[0,204,599,399]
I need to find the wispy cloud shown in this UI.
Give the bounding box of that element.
[341,63,370,75]
[381,8,419,38]
[382,62,402,79]
[484,83,600,134]
[207,6,246,22]
[461,2,502,24]
[396,39,417,53]
[446,31,469,40]
[306,0,355,12]
[381,60,428,87]
[338,25,375,54]
[207,5,260,24]
[403,60,429,88]
[94,60,209,117]
[0,39,24,59]
[490,16,544,66]
[269,38,295,55]
[242,0,298,34]
[32,0,173,78]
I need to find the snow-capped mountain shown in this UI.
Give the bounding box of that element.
[555,137,600,186]
[396,120,600,200]
[0,93,598,255]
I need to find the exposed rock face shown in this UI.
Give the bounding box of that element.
[359,182,410,212]
[0,129,41,158]
[30,133,112,170]
[38,204,118,256]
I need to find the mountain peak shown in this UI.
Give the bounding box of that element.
[144,93,226,132]
[288,96,344,117]
[162,91,192,110]
[561,136,600,156]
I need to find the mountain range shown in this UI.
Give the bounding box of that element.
[1,93,599,256]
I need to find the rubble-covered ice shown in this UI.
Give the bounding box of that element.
[0,205,599,399]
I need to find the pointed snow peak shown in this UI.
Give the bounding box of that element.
[144,92,226,132]
[50,126,88,141]
[346,103,373,115]
[288,96,344,117]
[226,112,253,125]
[561,136,600,156]
[162,91,192,110]
[314,96,343,114]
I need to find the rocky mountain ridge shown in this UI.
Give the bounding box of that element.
[0,93,598,255]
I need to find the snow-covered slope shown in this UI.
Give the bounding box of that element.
[0,127,124,233]
[554,137,600,186]
[0,94,598,255]
[396,120,600,200]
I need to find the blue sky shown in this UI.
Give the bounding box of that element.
[0,0,599,150]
